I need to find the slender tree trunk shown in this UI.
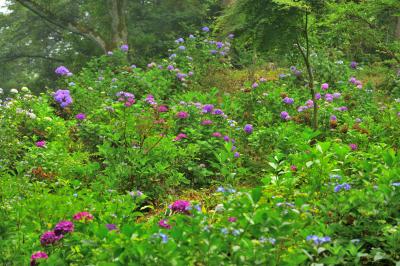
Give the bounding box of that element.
[297,12,317,130]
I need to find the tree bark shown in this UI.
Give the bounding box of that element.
[109,0,128,49]
[16,0,107,53]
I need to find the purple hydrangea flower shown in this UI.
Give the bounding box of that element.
[280,111,290,120]
[252,82,259,89]
[234,152,240,158]
[315,93,321,100]
[228,33,234,39]
[202,104,214,113]
[53,89,73,108]
[334,183,351,192]
[178,45,186,51]
[40,231,63,246]
[54,221,74,236]
[75,113,86,120]
[213,109,224,115]
[350,61,358,69]
[120,44,129,52]
[55,66,72,76]
[106,224,117,231]
[283,97,294,105]
[202,26,210,32]
[330,115,337,121]
[244,124,253,134]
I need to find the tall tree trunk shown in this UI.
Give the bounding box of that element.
[109,0,128,50]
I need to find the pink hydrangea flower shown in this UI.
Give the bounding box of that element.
[176,111,189,119]
[321,83,329,90]
[349,144,357,151]
[73,211,94,222]
[158,219,171,229]
[30,251,48,266]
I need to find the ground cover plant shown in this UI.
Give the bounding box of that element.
[1,0,400,265]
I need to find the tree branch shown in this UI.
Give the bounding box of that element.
[15,0,107,52]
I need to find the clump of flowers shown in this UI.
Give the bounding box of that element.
[35,140,46,148]
[106,224,118,231]
[157,105,168,112]
[53,89,73,108]
[321,83,329,90]
[244,124,253,134]
[120,44,129,52]
[212,132,222,138]
[159,219,171,229]
[334,183,351,192]
[169,200,191,214]
[30,251,48,266]
[306,235,331,245]
[75,113,86,120]
[174,133,187,141]
[202,104,214,113]
[228,217,237,223]
[54,220,74,236]
[116,91,135,107]
[55,66,72,76]
[40,231,63,246]
[73,211,94,222]
[201,119,213,125]
[280,111,290,121]
[283,97,294,105]
[176,111,189,119]
[349,143,358,151]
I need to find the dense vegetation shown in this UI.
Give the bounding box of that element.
[1,0,400,265]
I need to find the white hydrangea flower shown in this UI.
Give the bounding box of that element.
[10,89,18,94]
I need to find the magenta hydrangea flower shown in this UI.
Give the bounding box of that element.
[73,211,94,222]
[75,113,86,120]
[35,140,46,148]
[176,111,189,119]
[54,220,74,236]
[290,165,297,172]
[212,132,222,138]
[40,231,63,246]
[349,143,357,151]
[55,66,72,76]
[158,219,171,229]
[321,83,329,90]
[120,44,129,52]
[174,133,187,141]
[201,120,213,125]
[244,124,253,134]
[30,251,48,266]
[228,217,237,223]
[157,105,169,112]
[170,200,191,213]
